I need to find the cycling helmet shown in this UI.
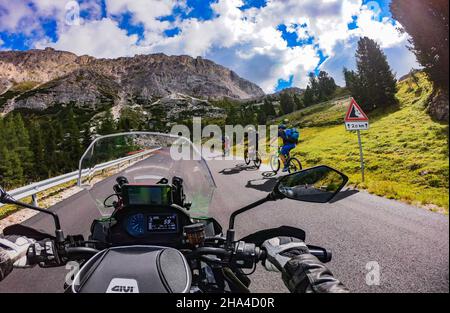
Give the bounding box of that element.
[278,124,287,130]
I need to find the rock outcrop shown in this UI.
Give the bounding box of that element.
[0,48,265,115]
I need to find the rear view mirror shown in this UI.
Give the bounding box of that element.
[275,166,348,203]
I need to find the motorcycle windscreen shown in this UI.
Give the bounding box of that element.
[78,132,216,217]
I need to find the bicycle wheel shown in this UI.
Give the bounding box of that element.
[244,150,251,165]
[270,154,280,173]
[253,152,262,169]
[288,157,302,173]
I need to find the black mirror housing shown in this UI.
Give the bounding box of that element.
[273,165,349,203]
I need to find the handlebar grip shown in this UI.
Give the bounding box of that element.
[309,248,332,263]
[258,247,332,263]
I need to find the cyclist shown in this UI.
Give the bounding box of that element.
[222,134,230,156]
[274,120,299,172]
[245,126,259,161]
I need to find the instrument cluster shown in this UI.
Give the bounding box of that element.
[108,204,191,247]
[125,212,179,237]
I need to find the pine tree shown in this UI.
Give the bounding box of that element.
[308,73,320,102]
[303,86,314,107]
[391,0,448,121]
[43,120,58,177]
[263,99,276,118]
[390,0,448,92]
[117,108,144,131]
[225,105,240,125]
[98,110,116,135]
[62,107,82,172]
[317,71,337,100]
[3,114,19,151]
[3,114,32,183]
[344,67,364,100]
[347,37,398,112]
[0,147,13,188]
[293,94,304,110]
[29,121,47,180]
[82,123,92,150]
[0,117,5,151]
[0,120,10,187]
[14,113,33,172]
[256,109,267,125]
[280,92,295,114]
[0,147,24,188]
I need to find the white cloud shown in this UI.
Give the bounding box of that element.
[37,18,139,59]
[0,1,36,34]
[105,0,180,32]
[11,0,419,93]
[353,6,408,49]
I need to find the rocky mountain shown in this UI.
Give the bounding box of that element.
[0,48,265,118]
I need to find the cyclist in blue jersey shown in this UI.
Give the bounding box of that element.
[275,120,299,172]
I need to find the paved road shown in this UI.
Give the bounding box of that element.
[0,153,448,293]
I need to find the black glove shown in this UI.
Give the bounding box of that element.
[0,249,13,281]
[27,239,62,267]
[262,236,309,272]
[262,236,349,293]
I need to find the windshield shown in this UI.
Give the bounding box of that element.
[78,132,216,217]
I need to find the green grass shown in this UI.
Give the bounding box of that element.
[285,73,449,213]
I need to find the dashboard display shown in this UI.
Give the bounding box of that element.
[148,214,178,233]
[123,185,172,206]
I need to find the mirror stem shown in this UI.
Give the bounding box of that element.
[226,193,279,248]
[228,193,277,230]
[2,197,64,243]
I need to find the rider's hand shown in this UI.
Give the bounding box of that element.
[0,235,36,281]
[27,238,62,267]
[0,249,13,281]
[262,237,309,272]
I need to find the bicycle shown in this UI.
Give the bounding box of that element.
[269,147,302,174]
[244,149,262,169]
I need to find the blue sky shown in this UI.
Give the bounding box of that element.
[0,0,417,93]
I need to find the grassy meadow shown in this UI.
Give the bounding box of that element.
[277,73,448,212]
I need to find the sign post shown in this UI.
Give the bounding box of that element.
[357,130,365,182]
[345,98,369,182]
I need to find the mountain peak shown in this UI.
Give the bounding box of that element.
[0,48,265,113]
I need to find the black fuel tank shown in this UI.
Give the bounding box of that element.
[72,246,191,293]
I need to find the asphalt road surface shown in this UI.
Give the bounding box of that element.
[0,152,448,293]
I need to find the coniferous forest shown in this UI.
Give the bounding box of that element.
[0,106,143,190]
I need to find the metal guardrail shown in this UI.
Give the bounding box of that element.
[0,148,159,208]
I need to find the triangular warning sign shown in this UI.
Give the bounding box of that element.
[345,98,369,122]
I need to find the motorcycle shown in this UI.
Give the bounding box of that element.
[0,132,348,293]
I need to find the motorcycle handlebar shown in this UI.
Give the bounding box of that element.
[257,246,332,263]
[65,247,100,260]
[187,242,331,267]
